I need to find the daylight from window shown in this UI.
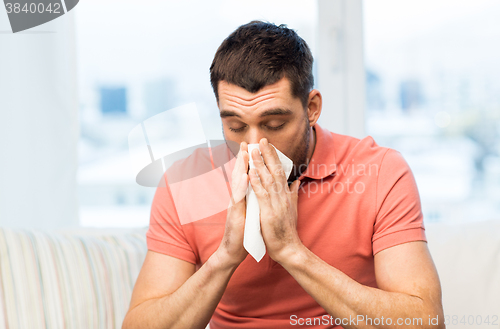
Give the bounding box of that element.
[364,0,500,223]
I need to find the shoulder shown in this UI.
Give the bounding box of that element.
[326,130,393,169]
[319,127,414,187]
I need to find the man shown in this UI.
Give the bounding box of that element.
[123,21,445,329]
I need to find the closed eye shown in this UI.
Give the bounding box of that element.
[227,122,286,133]
[228,125,246,133]
[266,122,286,131]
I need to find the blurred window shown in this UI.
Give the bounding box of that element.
[364,0,500,223]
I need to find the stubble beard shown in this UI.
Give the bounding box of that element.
[288,117,311,184]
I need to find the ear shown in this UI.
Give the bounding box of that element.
[307,89,322,127]
[306,90,322,127]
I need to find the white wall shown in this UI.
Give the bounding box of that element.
[317,0,366,138]
[0,11,79,229]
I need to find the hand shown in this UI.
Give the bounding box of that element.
[215,142,249,268]
[248,138,303,264]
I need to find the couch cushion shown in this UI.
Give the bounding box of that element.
[426,220,500,328]
[0,227,147,329]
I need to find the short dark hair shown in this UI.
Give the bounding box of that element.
[210,21,314,108]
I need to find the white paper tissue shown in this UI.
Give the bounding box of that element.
[243,143,293,262]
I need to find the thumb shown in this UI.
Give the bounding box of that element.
[291,179,301,199]
[229,173,248,208]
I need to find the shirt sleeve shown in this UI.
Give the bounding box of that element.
[372,149,427,255]
[146,174,197,264]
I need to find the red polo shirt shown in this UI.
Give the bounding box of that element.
[146,123,426,328]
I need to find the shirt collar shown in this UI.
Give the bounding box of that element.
[299,123,337,180]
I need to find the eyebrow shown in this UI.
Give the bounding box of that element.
[219,108,293,118]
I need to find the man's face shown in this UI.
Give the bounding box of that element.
[218,77,312,182]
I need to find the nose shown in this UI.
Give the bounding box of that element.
[245,127,266,145]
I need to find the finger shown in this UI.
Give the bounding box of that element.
[248,168,273,212]
[259,138,287,187]
[231,143,243,181]
[232,142,248,185]
[231,143,248,204]
[250,147,277,196]
[241,141,248,153]
[229,172,248,208]
[242,142,249,174]
[289,180,301,202]
[236,150,249,183]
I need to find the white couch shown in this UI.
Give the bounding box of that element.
[425,220,500,328]
[0,221,498,329]
[0,227,147,329]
